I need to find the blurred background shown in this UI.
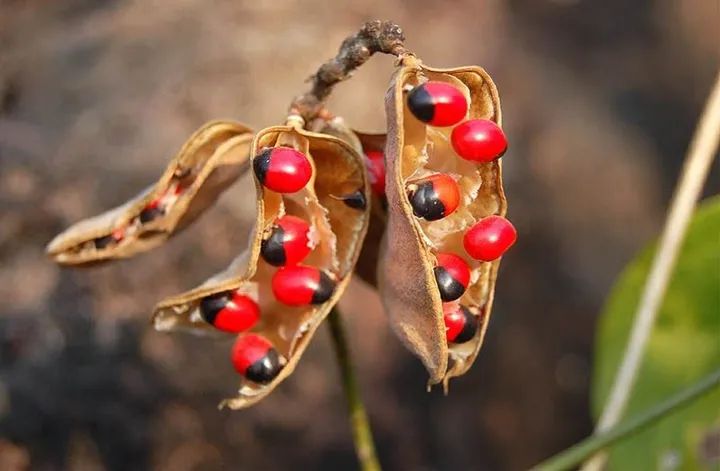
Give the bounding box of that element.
[0,1,718,470]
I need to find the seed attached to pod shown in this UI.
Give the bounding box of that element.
[434,252,471,302]
[199,291,260,333]
[365,150,386,196]
[94,228,124,249]
[231,333,284,384]
[261,215,312,267]
[408,174,460,221]
[443,303,478,344]
[407,81,468,127]
[463,215,517,261]
[253,147,312,193]
[271,265,335,306]
[337,189,367,210]
[451,119,507,163]
[139,200,164,223]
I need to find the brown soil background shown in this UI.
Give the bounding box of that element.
[0,1,717,470]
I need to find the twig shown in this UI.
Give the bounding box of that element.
[328,307,381,471]
[289,20,407,123]
[532,368,720,471]
[583,71,720,470]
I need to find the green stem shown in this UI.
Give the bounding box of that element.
[532,368,720,471]
[328,307,381,471]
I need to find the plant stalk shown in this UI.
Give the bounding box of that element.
[289,20,407,123]
[533,368,720,471]
[328,307,381,471]
[584,71,720,470]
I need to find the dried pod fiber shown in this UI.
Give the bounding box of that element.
[380,57,509,386]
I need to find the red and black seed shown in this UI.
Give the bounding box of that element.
[407,81,468,127]
[252,147,312,194]
[231,334,283,384]
[260,215,312,267]
[271,265,336,306]
[433,253,471,302]
[443,304,478,344]
[199,291,260,333]
[93,228,123,249]
[338,189,367,210]
[139,202,164,223]
[408,174,460,221]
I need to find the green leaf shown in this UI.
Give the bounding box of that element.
[592,196,720,471]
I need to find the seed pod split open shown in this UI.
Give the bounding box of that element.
[45,121,254,265]
[381,57,509,386]
[152,123,370,409]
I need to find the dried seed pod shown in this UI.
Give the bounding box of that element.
[318,118,388,287]
[152,123,369,409]
[352,132,388,288]
[45,121,254,265]
[380,57,510,386]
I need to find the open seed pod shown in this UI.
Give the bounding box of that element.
[46,121,254,266]
[316,118,387,287]
[152,122,370,409]
[353,131,387,287]
[380,57,511,387]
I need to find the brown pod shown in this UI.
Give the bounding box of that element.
[380,57,508,387]
[45,121,254,265]
[353,131,387,287]
[152,122,370,409]
[317,119,387,288]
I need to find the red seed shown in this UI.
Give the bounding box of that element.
[199,291,260,333]
[271,265,336,306]
[231,334,283,384]
[451,119,507,163]
[261,215,312,267]
[463,215,517,261]
[443,303,478,344]
[407,81,468,127]
[253,147,312,193]
[365,150,386,196]
[434,252,471,301]
[408,174,461,221]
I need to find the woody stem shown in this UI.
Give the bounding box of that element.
[328,307,382,471]
[289,20,408,123]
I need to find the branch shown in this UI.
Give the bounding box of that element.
[532,368,720,471]
[289,20,408,122]
[583,71,720,470]
[327,307,381,471]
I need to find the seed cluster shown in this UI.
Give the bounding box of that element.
[45,45,513,406]
[92,179,187,250]
[188,144,347,385]
[46,122,255,266]
[405,80,516,348]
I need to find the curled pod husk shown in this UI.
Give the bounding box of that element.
[46,121,254,266]
[353,131,387,287]
[381,58,507,386]
[316,118,387,287]
[152,123,370,409]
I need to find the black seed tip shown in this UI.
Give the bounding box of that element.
[434,267,466,302]
[409,182,445,221]
[93,234,115,249]
[340,189,367,210]
[260,226,287,266]
[245,349,282,384]
[199,292,231,325]
[139,206,164,224]
[311,271,336,304]
[407,84,435,123]
[454,306,478,344]
[253,148,272,185]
